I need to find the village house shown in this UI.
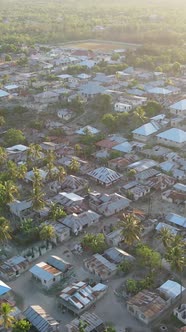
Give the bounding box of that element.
[57,109,73,121]
[6,144,29,162]
[114,102,133,113]
[75,125,100,136]
[105,228,123,247]
[84,254,117,281]
[66,312,105,332]
[158,280,185,304]
[156,128,186,148]
[59,281,108,315]
[155,222,178,235]
[61,175,88,192]
[127,290,168,325]
[0,89,10,99]
[46,255,72,273]
[169,99,186,117]
[89,192,131,216]
[29,261,62,289]
[88,167,122,186]
[104,247,135,264]
[51,192,84,211]
[0,256,29,281]
[4,84,20,94]
[161,189,186,204]
[145,173,175,191]
[8,200,32,218]
[33,90,59,104]
[174,304,186,325]
[43,222,70,243]
[60,210,100,235]
[132,122,160,142]
[108,156,137,171]
[127,159,158,174]
[0,280,12,301]
[25,169,48,183]
[122,182,150,201]
[24,305,60,332]
[165,212,186,230]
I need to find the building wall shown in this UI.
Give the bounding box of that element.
[133,133,149,142]
[157,137,185,148]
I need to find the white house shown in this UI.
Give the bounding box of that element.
[24,305,60,332]
[75,125,100,135]
[8,200,32,218]
[156,128,186,148]
[114,102,132,113]
[61,210,100,235]
[57,109,73,121]
[132,122,160,142]
[29,262,62,289]
[170,99,186,117]
[88,167,122,186]
[89,192,131,216]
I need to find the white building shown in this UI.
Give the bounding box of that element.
[170,99,186,117]
[132,122,160,142]
[114,102,132,113]
[156,128,186,148]
[29,262,62,289]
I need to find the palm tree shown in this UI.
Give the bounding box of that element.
[49,202,66,221]
[56,166,66,182]
[68,158,80,173]
[46,150,56,181]
[0,217,11,244]
[166,246,185,272]
[39,224,56,248]
[158,227,173,248]
[0,116,5,127]
[0,147,7,166]
[133,107,147,125]
[119,213,142,246]
[3,180,19,204]
[32,168,45,210]
[78,320,88,332]
[0,302,15,331]
[27,144,42,166]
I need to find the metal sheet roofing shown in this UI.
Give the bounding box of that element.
[0,280,11,295]
[170,99,186,111]
[0,89,9,98]
[24,305,59,332]
[157,128,186,143]
[29,262,61,281]
[132,122,159,136]
[165,213,186,228]
[158,280,185,298]
[88,167,122,184]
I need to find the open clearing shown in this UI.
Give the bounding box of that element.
[63,40,139,51]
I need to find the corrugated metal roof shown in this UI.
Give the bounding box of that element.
[0,280,11,295]
[88,167,122,184]
[158,280,185,298]
[29,262,61,281]
[165,213,186,228]
[24,305,59,332]
[46,255,71,273]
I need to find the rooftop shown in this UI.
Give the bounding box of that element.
[88,167,122,184]
[157,128,186,143]
[158,280,185,299]
[29,262,61,281]
[170,99,186,111]
[132,122,159,136]
[127,290,167,319]
[24,305,59,332]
